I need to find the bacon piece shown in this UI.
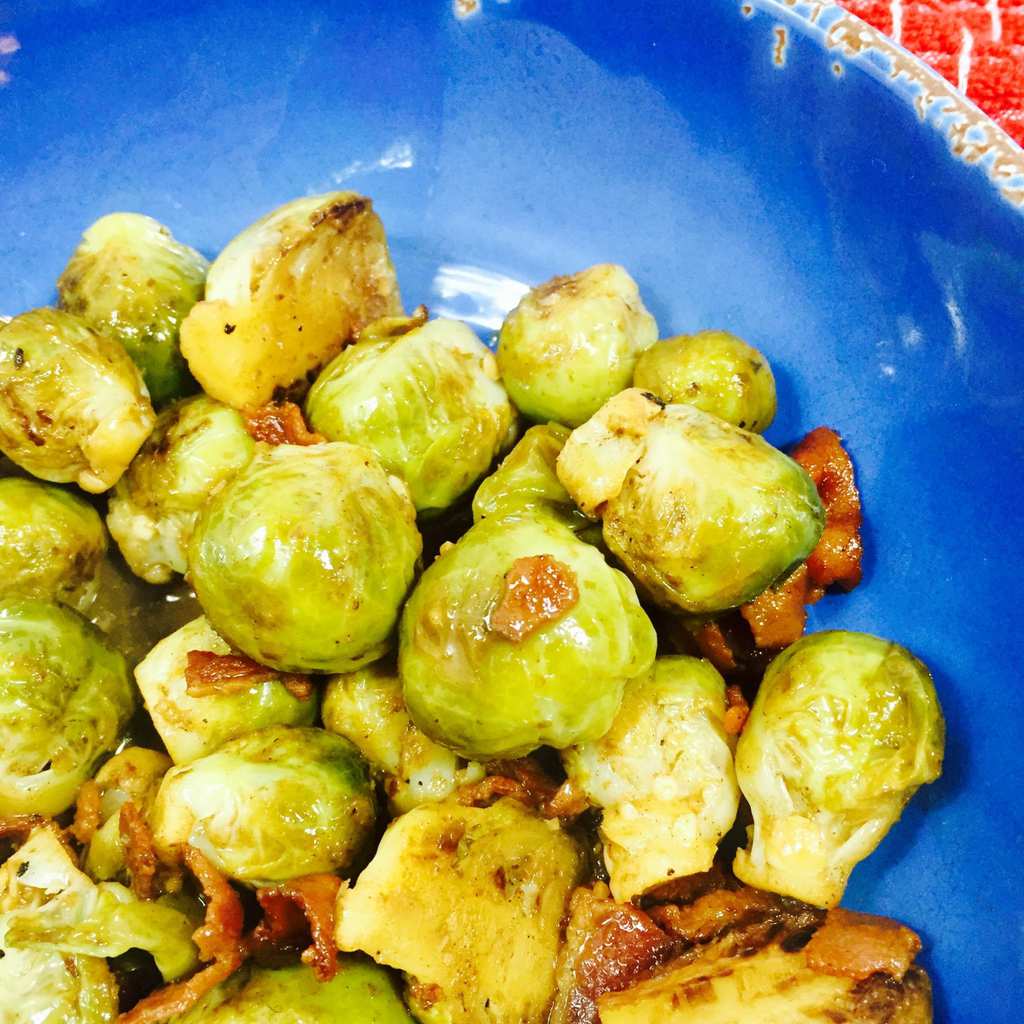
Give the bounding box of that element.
[457,774,534,808]
[185,650,313,700]
[739,564,813,649]
[723,685,750,737]
[803,908,921,981]
[69,780,102,845]
[457,758,586,819]
[118,953,243,1024]
[791,427,863,591]
[693,621,737,673]
[253,875,342,982]
[0,814,49,838]
[648,887,782,945]
[119,802,159,900]
[243,401,325,446]
[490,555,579,642]
[542,779,590,820]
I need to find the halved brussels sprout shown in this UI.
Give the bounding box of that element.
[180,193,402,409]
[135,616,318,765]
[0,477,107,612]
[733,631,945,908]
[399,513,656,760]
[305,315,517,514]
[337,798,584,1024]
[0,309,156,492]
[0,949,118,1024]
[0,598,135,816]
[57,212,208,407]
[496,264,657,427]
[188,443,421,673]
[323,659,484,815]
[107,395,255,584]
[151,725,377,885]
[556,389,824,614]
[563,656,740,901]
[633,330,777,432]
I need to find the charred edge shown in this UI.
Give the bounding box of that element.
[310,197,372,231]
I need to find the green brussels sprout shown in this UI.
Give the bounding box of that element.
[189,442,421,673]
[57,212,209,407]
[0,477,107,612]
[556,389,824,614]
[733,631,945,908]
[0,309,156,492]
[633,330,777,432]
[180,192,402,409]
[173,961,414,1024]
[0,825,199,982]
[306,315,517,514]
[107,395,255,584]
[563,656,740,901]
[399,513,657,760]
[0,598,135,816]
[151,725,377,885]
[496,264,657,427]
[323,659,484,815]
[0,949,118,1024]
[135,616,318,765]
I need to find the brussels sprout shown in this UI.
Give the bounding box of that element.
[0,477,107,612]
[563,656,740,901]
[173,961,414,1024]
[135,616,318,765]
[151,726,377,885]
[399,513,656,760]
[189,443,420,673]
[0,598,135,816]
[306,315,517,514]
[556,389,824,614]
[107,395,255,584]
[496,264,657,427]
[0,949,118,1024]
[0,826,199,982]
[180,192,402,409]
[57,212,209,407]
[733,631,945,908]
[337,798,584,1024]
[0,309,156,492]
[323,659,484,815]
[632,330,777,432]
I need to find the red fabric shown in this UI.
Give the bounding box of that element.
[842,1,1024,145]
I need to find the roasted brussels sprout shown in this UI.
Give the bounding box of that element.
[0,949,118,1024]
[556,389,824,614]
[563,656,739,901]
[733,631,945,908]
[0,477,107,612]
[337,798,584,1024]
[399,513,657,759]
[305,315,517,514]
[0,309,156,492]
[496,264,657,427]
[173,961,414,1024]
[0,598,135,816]
[633,330,777,432]
[180,193,401,409]
[323,659,484,815]
[57,212,208,407]
[151,726,377,885]
[188,443,420,673]
[107,395,255,584]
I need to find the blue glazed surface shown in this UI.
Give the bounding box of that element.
[1,0,1022,1017]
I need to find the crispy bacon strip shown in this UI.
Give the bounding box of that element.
[118,953,243,1024]
[723,685,750,736]
[69,780,102,845]
[119,801,159,900]
[1,814,78,857]
[243,401,325,446]
[185,650,313,701]
[490,555,579,642]
[253,875,342,982]
[739,564,814,649]
[648,887,781,945]
[803,908,921,981]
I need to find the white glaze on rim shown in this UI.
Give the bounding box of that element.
[752,0,1024,207]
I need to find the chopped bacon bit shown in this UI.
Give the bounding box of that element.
[118,951,243,1024]
[641,863,732,908]
[723,685,750,736]
[542,779,590,820]
[69,780,102,845]
[119,802,159,900]
[457,758,586,819]
[740,565,812,649]
[694,621,737,673]
[457,774,534,808]
[185,650,313,700]
[250,888,308,953]
[253,875,342,982]
[648,887,781,945]
[243,401,325,446]
[0,814,49,838]
[791,427,864,591]
[490,555,579,642]
[803,908,921,981]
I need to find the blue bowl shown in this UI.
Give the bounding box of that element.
[2,1,1022,1018]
